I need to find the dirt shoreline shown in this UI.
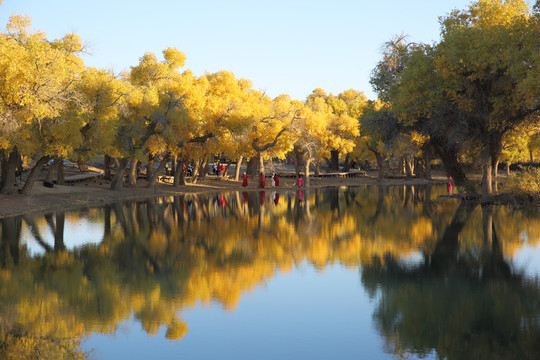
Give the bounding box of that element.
[0,171,457,219]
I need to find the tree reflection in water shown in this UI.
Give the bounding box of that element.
[0,185,538,359]
[363,201,540,360]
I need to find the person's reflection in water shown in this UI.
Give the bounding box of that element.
[259,191,265,206]
[273,192,279,205]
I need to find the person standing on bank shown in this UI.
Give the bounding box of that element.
[259,173,266,188]
[271,173,275,187]
[274,173,279,187]
[242,172,248,187]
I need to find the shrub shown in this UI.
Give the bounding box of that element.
[504,167,540,197]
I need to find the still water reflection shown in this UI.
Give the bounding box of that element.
[1,185,539,359]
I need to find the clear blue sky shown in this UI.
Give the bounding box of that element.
[1,0,473,101]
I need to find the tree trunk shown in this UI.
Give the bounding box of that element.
[147,154,170,188]
[110,158,129,191]
[492,158,499,178]
[247,157,257,179]
[304,158,311,187]
[293,146,303,178]
[171,155,177,175]
[258,152,265,175]
[481,148,493,202]
[342,154,352,172]
[104,154,112,181]
[399,156,406,175]
[191,158,201,184]
[234,156,243,181]
[21,156,50,195]
[56,159,65,185]
[371,150,385,180]
[127,159,138,187]
[315,160,320,177]
[173,159,185,187]
[330,150,339,171]
[224,160,232,178]
[423,144,432,179]
[45,158,61,183]
[1,148,19,194]
[505,162,510,176]
[404,154,414,178]
[146,154,155,181]
[432,139,475,194]
[199,158,208,179]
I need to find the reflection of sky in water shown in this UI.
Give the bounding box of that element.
[512,241,540,276]
[21,215,103,256]
[84,262,401,360]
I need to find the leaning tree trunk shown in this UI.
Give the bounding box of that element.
[127,159,138,187]
[432,140,475,194]
[147,154,170,188]
[45,158,61,183]
[110,158,129,191]
[20,156,50,195]
[199,158,209,179]
[173,159,185,187]
[224,160,232,178]
[56,159,65,185]
[104,154,112,181]
[329,150,339,171]
[234,156,243,181]
[1,148,20,194]
[191,158,201,184]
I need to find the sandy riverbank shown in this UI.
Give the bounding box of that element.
[0,170,457,219]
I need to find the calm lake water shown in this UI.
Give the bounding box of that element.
[1,185,540,359]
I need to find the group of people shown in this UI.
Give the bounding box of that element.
[241,172,280,188]
[213,162,227,177]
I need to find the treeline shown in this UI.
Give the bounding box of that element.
[0,0,538,197]
[364,0,540,199]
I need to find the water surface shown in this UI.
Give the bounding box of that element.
[1,185,539,359]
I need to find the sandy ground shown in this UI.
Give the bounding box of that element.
[0,166,454,219]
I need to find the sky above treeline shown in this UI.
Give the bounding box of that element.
[1,0,474,101]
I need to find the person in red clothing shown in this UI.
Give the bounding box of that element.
[259,173,265,188]
[274,173,279,187]
[242,172,248,187]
